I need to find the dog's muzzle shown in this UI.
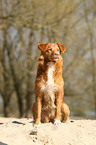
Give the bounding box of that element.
[52,52,60,62]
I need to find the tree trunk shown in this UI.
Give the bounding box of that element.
[3,100,10,117]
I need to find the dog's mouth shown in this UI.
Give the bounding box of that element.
[49,55,60,62]
[53,57,59,62]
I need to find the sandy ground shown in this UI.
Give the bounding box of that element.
[0,118,96,145]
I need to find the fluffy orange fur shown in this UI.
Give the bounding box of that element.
[32,42,70,125]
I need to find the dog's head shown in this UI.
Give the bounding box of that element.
[38,42,66,62]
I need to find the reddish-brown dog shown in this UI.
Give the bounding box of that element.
[32,42,70,125]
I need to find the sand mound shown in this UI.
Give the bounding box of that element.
[0,118,96,145]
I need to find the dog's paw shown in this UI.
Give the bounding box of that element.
[54,119,61,125]
[33,122,41,128]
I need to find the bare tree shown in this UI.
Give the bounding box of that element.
[0,0,96,118]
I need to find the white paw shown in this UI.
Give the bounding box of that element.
[66,118,71,123]
[54,119,61,125]
[33,122,41,128]
[66,120,70,123]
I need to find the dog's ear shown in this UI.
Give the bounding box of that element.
[38,42,49,52]
[56,42,66,53]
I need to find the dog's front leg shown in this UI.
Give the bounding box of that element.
[54,92,62,125]
[35,96,42,125]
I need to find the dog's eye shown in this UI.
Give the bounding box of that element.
[49,49,52,51]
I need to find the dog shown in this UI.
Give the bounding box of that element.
[32,42,70,125]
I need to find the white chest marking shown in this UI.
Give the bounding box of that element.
[41,62,58,108]
[47,62,55,85]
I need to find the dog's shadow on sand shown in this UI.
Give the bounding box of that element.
[0,142,8,145]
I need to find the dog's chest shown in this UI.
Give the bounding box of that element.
[41,62,58,108]
[47,62,55,85]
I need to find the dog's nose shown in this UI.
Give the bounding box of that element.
[54,52,59,56]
